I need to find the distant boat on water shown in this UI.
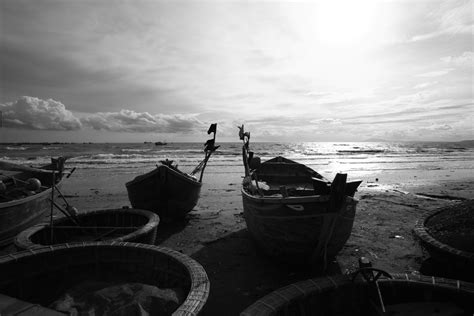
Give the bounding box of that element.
[155,141,167,146]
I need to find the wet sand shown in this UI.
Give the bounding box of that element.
[2,166,473,315]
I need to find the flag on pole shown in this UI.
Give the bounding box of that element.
[207,123,217,134]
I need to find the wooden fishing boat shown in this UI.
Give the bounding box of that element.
[0,157,66,247]
[126,163,203,219]
[0,242,210,316]
[14,207,160,250]
[126,123,219,220]
[241,264,474,315]
[238,126,361,265]
[413,200,474,281]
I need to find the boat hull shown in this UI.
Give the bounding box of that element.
[0,188,58,247]
[126,165,202,219]
[242,189,357,263]
[0,160,65,247]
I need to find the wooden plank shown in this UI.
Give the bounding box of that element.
[312,177,361,197]
[0,161,57,174]
[328,173,347,212]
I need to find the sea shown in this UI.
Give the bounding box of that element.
[1,141,473,186]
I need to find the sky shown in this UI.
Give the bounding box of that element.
[0,0,472,142]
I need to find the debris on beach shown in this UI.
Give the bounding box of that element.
[50,281,184,315]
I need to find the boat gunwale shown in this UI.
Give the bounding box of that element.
[241,187,357,205]
[125,164,201,188]
[0,177,64,209]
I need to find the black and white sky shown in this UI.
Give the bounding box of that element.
[0,0,472,142]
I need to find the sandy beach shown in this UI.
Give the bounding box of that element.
[36,164,472,316]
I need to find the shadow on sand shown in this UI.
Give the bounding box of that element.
[420,257,474,283]
[154,217,190,244]
[191,228,342,316]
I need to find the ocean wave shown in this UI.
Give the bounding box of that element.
[121,148,153,153]
[2,142,472,175]
[337,150,386,154]
[5,146,28,151]
[42,146,62,150]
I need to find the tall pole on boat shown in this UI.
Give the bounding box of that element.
[238,125,250,177]
[199,123,218,182]
[50,169,55,243]
[0,110,3,144]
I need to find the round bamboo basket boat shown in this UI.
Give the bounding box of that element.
[413,200,474,277]
[0,242,210,315]
[241,273,474,315]
[14,207,159,250]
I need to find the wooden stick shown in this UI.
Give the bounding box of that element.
[375,281,386,313]
[311,173,347,269]
[49,199,81,227]
[199,151,212,182]
[0,161,60,174]
[93,228,120,241]
[239,125,250,177]
[48,226,139,230]
[50,171,55,243]
[197,123,218,182]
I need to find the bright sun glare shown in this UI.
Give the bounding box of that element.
[315,0,378,46]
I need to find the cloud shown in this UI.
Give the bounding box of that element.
[81,109,204,133]
[414,81,438,89]
[0,96,208,134]
[0,96,82,130]
[309,118,342,125]
[424,124,453,131]
[417,69,453,77]
[410,1,473,41]
[441,51,474,67]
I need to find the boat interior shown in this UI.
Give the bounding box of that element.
[247,161,361,198]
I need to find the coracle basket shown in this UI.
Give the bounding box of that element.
[15,207,160,250]
[240,273,474,316]
[0,242,210,315]
[413,200,474,279]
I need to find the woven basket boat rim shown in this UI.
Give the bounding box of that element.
[0,241,210,315]
[14,208,160,249]
[413,207,474,261]
[240,273,474,316]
